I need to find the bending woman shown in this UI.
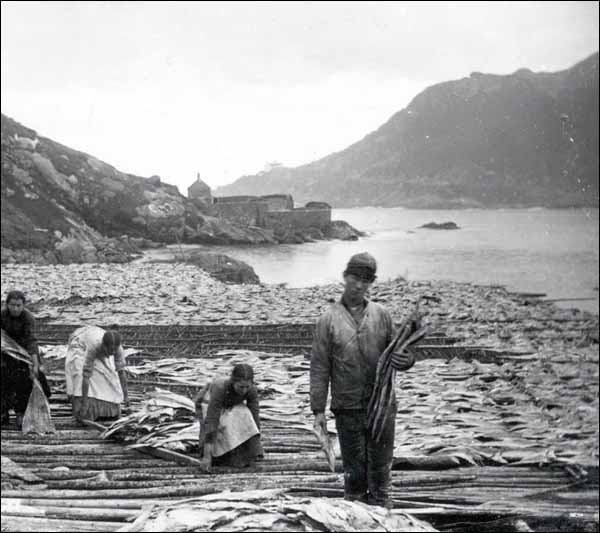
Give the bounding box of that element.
[197,364,264,469]
[65,325,129,422]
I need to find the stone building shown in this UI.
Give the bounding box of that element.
[213,193,331,231]
[187,173,212,203]
[212,197,268,227]
[260,194,293,211]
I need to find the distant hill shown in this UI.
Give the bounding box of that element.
[215,52,599,208]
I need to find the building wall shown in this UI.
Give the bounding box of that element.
[264,207,331,230]
[260,194,294,211]
[188,183,212,200]
[213,195,258,204]
[213,201,268,226]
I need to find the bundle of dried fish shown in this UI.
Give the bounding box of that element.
[313,423,336,472]
[1,329,33,365]
[368,319,429,442]
[22,377,55,435]
[119,489,437,532]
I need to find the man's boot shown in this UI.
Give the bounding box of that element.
[15,413,24,430]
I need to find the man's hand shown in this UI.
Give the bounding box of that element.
[123,397,130,409]
[390,350,415,371]
[408,310,422,334]
[313,412,328,434]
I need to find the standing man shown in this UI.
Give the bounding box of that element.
[310,253,416,508]
[1,290,45,429]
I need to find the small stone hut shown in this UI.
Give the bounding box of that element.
[187,173,212,203]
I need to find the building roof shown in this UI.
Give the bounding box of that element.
[188,175,211,196]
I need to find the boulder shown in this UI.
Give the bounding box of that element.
[0,247,52,265]
[419,221,460,230]
[52,235,137,264]
[191,216,277,245]
[323,220,365,241]
[273,227,305,244]
[1,247,16,263]
[186,252,260,284]
[43,250,59,264]
[96,241,131,264]
[54,237,98,263]
[129,237,163,249]
[303,227,325,241]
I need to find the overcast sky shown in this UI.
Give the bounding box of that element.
[1,1,598,193]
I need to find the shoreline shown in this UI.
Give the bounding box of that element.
[132,243,600,315]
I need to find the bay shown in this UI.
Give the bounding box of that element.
[165,207,599,314]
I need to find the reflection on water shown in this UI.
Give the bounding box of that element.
[170,208,600,314]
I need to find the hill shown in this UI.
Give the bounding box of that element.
[215,53,599,208]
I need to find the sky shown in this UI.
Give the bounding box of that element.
[1,1,598,194]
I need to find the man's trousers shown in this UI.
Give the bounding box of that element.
[334,407,396,507]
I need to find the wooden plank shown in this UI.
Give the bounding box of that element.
[1,504,137,521]
[1,444,134,456]
[135,446,209,469]
[542,297,596,303]
[6,458,176,470]
[0,515,122,532]
[81,419,108,432]
[1,498,152,510]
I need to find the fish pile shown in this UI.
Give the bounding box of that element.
[103,388,199,452]
[2,264,596,355]
[118,488,437,532]
[126,350,311,418]
[392,347,599,467]
[96,345,600,469]
[103,351,325,452]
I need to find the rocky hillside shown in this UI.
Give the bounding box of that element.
[0,114,279,263]
[216,53,599,208]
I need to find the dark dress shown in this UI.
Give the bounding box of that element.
[198,378,264,467]
[1,307,51,419]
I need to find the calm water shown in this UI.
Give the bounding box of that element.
[186,208,600,314]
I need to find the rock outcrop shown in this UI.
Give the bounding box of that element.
[323,221,366,241]
[186,252,261,284]
[0,234,157,265]
[189,216,277,245]
[150,251,261,285]
[419,222,460,230]
[2,114,358,263]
